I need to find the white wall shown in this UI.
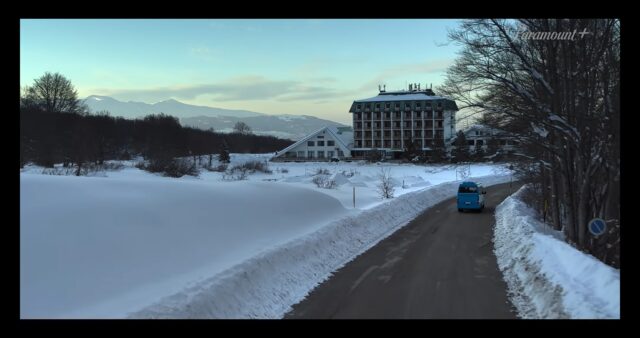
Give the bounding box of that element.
[283,130,347,159]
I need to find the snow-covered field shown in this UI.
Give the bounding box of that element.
[493,185,620,319]
[20,154,512,318]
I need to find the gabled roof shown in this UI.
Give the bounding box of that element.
[275,126,353,156]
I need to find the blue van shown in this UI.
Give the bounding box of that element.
[457,181,486,212]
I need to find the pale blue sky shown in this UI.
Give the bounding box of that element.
[20,19,462,124]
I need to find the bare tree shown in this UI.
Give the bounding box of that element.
[233,121,252,135]
[22,72,84,114]
[439,19,620,262]
[377,168,395,199]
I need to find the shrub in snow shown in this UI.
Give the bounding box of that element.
[231,160,272,174]
[206,164,228,172]
[311,175,336,189]
[222,168,248,181]
[377,168,395,199]
[315,168,330,175]
[140,158,198,178]
[41,167,77,176]
[162,159,199,178]
[312,175,325,188]
[323,179,337,189]
[40,162,123,177]
[280,168,289,174]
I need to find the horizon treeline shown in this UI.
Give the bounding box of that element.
[20,72,293,170]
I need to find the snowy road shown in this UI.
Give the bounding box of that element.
[285,182,522,319]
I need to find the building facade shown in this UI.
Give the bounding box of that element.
[272,84,459,161]
[461,124,519,153]
[349,85,458,158]
[272,126,353,161]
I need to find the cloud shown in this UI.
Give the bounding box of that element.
[189,46,217,62]
[98,76,355,103]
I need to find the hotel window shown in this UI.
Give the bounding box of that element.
[327,140,335,146]
[356,104,361,110]
[308,151,314,158]
[338,150,344,157]
[307,141,315,146]
[327,151,334,158]
[297,151,304,158]
[385,103,390,108]
[317,141,325,146]
[395,103,400,108]
[317,151,325,158]
[468,140,475,146]
[317,135,324,138]
[477,140,484,146]
[375,103,380,109]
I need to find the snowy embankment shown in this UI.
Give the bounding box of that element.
[129,175,511,319]
[21,156,512,318]
[493,186,620,319]
[20,175,350,318]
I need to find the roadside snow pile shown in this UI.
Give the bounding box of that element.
[129,175,511,319]
[493,186,620,319]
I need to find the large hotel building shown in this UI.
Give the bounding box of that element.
[349,84,458,158]
[273,84,458,161]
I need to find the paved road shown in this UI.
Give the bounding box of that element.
[285,182,521,319]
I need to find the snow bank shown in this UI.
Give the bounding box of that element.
[20,174,350,318]
[493,186,620,319]
[129,175,511,318]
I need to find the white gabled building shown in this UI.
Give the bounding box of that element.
[461,124,519,152]
[272,126,354,161]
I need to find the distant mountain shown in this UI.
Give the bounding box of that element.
[83,95,263,119]
[83,95,346,140]
[181,114,346,141]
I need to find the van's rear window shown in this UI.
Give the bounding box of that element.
[458,186,478,193]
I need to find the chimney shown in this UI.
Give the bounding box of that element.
[409,83,413,91]
[383,84,386,92]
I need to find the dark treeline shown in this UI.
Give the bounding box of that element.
[20,72,293,173]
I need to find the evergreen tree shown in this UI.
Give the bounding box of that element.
[451,130,470,163]
[430,138,447,163]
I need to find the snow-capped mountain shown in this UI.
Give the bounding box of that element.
[84,96,346,140]
[180,115,346,141]
[84,95,263,119]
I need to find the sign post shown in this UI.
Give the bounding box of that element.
[353,186,356,209]
[588,218,607,237]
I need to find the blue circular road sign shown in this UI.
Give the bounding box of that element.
[588,218,607,236]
